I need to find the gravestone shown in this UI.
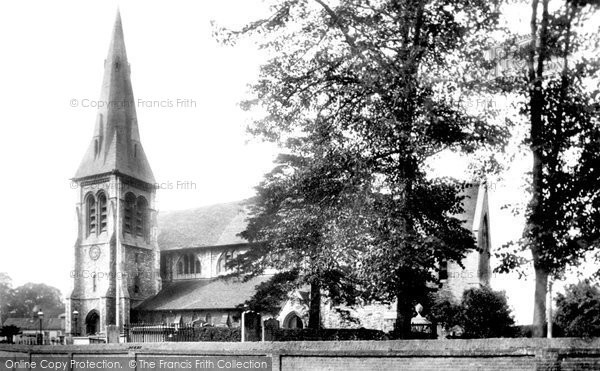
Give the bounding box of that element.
[106,325,120,343]
[263,318,280,341]
[243,312,262,342]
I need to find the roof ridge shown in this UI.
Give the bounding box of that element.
[161,199,250,215]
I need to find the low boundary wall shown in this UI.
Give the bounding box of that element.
[1,338,600,370]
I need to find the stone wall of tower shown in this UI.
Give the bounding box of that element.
[68,174,159,336]
[69,176,116,336]
[118,177,161,310]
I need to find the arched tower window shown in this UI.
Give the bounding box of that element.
[97,192,108,233]
[136,196,148,238]
[123,193,136,234]
[86,194,96,236]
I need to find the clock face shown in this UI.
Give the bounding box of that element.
[89,246,101,261]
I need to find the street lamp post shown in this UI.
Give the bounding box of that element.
[72,310,79,337]
[37,309,44,345]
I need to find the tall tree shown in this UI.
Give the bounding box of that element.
[238,154,364,328]
[8,283,65,318]
[221,0,507,336]
[496,0,600,337]
[0,273,14,323]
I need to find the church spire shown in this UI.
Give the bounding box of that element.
[74,10,155,185]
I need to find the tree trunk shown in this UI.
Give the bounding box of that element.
[532,266,548,337]
[394,293,413,339]
[308,281,321,329]
[527,0,550,338]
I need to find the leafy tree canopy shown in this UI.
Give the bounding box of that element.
[5,282,64,319]
[554,279,600,337]
[220,0,509,335]
[430,286,514,338]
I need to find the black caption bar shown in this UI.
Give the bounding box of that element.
[0,356,272,371]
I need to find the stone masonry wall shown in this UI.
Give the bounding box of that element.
[2,338,600,371]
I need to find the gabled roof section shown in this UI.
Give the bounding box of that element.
[158,201,249,251]
[74,10,155,185]
[456,183,487,233]
[134,276,271,311]
[157,187,485,252]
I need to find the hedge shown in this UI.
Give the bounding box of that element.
[170,326,241,342]
[271,328,387,341]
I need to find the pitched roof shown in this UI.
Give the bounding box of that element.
[3,318,64,331]
[157,185,484,252]
[135,276,271,311]
[74,10,155,184]
[158,201,249,251]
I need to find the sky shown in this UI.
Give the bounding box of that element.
[0,0,595,326]
[0,0,276,303]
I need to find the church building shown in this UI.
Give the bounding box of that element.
[66,12,492,337]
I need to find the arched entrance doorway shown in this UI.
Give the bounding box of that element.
[283,312,304,329]
[85,310,100,335]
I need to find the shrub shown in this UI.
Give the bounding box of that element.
[429,290,462,331]
[554,280,600,337]
[0,325,21,344]
[460,286,514,338]
[272,328,387,341]
[429,287,515,338]
[171,326,241,342]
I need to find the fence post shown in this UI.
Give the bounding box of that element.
[241,312,246,343]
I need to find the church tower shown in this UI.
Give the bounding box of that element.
[66,11,160,337]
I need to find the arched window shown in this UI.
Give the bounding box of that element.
[177,259,184,275]
[123,193,136,234]
[195,258,201,274]
[217,250,236,274]
[86,194,96,236]
[183,254,190,274]
[283,312,304,329]
[136,196,148,238]
[175,253,201,277]
[97,192,108,233]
